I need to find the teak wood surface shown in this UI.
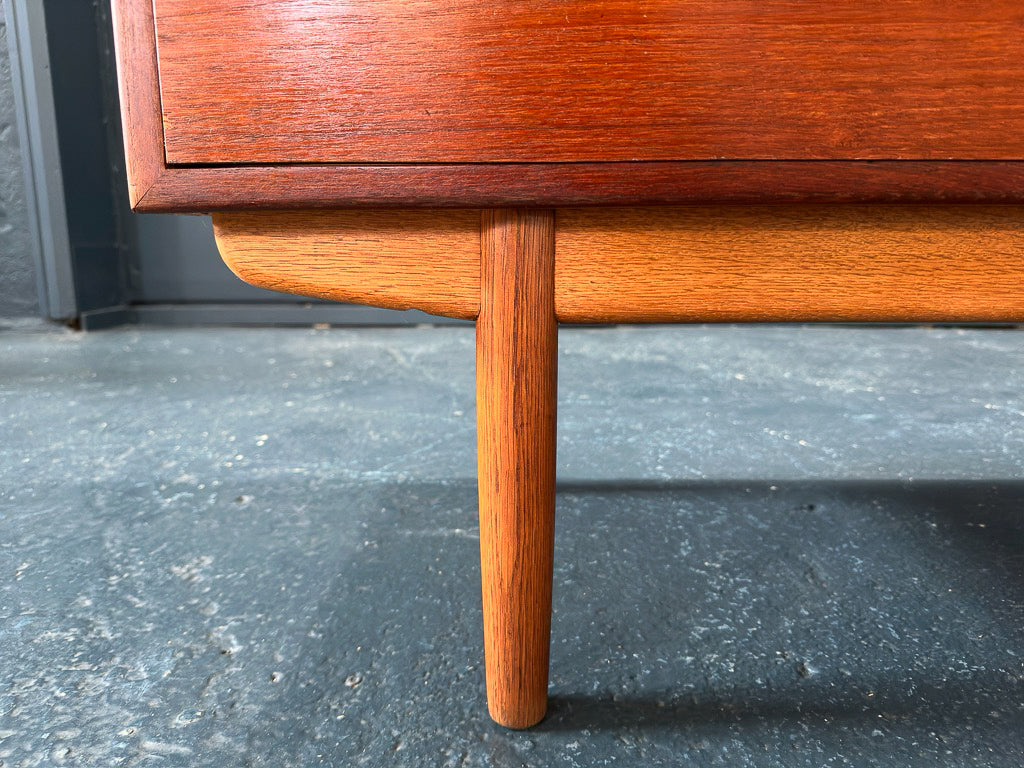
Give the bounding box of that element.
[112,0,1024,209]
[477,210,557,729]
[157,0,1024,164]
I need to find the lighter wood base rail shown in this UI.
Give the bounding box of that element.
[215,205,1024,324]
[211,204,1024,728]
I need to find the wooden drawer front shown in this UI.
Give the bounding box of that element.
[154,0,1024,165]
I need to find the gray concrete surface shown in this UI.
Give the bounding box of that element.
[0,7,39,319]
[1,324,1023,766]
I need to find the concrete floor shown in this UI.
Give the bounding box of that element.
[1,324,1023,767]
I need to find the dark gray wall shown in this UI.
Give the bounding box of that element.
[0,5,39,319]
[131,213,291,303]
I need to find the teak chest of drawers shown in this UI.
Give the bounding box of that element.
[112,0,1024,728]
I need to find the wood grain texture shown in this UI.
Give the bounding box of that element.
[135,162,1024,212]
[154,0,1024,164]
[477,210,557,729]
[110,0,164,207]
[212,210,480,319]
[555,205,1024,323]
[111,0,1024,210]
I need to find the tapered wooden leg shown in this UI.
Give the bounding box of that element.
[477,209,557,728]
